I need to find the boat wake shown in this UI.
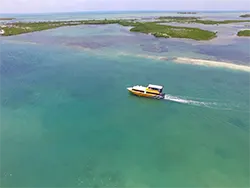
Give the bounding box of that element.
[164,94,215,107]
[163,94,249,113]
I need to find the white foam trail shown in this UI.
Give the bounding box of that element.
[163,94,250,113]
[164,94,212,107]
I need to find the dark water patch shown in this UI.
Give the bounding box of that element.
[157,38,200,53]
[70,89,90,99]
[156,150,173,173]
[69,79,116,99]
[228,117,249,131]
[68,41,109,49]
[0,51,37,76]
[8,35,73,46]
[83,25,104,29]
[1,88,35,109]
[212,77,223,83]
[3,25,199,54]
[162,104,180,117]
[41,99,113,141]
[140,43,168,53]
[214,147,231,159]
[16,34,148,49]
[88,35,153,46]
[0,44,59,79]
[155,142,186,173]
[197,45,250,65]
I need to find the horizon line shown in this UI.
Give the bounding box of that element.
[0,9,249,15]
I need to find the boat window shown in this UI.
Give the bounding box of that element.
[149,87,160,91]
[146,91,159,95]
[132,89,144,93]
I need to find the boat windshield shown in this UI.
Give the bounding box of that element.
[147,84,163,92]
[148,87,163,93]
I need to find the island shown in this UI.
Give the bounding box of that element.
[177,12,198,14]
[0,19,136,36]
[0,17,15,20]
[240,14,250,18]
[130,22,216,40]
[195,19,250,24]
[0,19,217,41]
[158,16,199,22]
[237,30,250,36]
[157,16,250,24]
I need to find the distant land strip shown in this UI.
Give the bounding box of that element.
[0,19,216,40]
[1,17,250,40]
[157,16,250,24]
[177,12,198,14]
[0,18,15,20]
[240,14,250,18]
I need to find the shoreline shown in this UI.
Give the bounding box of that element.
[0,17,15,20]
[237,30,250,37]
[118,52,250,72]
[0,20,217,40]
[1,17,250,40]
[3,39,250,72]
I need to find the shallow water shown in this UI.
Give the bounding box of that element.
[0,12,250,188]
[4,22,250,65]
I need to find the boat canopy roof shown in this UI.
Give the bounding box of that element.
[148,84,163,89]
[132,85,146,91]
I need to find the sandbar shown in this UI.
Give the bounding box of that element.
[173,57,250,72]
[118,52,250,72]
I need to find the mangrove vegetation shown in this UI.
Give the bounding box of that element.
[157,16,250,24]
[0,19,135,36]
[240,14,250,18]
[195,19,250,24]
[237,30,250,36]
[129,22,216,40]
[0,19,217,40]
[0,17,15,20]
[177,12,198,14]
[158,16,199,23]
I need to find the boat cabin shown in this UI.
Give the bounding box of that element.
[147,84,163,93]
[130,84,164,95]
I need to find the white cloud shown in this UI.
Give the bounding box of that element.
[0,0,86,13]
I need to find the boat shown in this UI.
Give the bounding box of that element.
[127,84,165,99]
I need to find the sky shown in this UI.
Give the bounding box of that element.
[0,0,250,14]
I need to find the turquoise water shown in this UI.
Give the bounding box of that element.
[1,13,250,187]
[1,41,249,187]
